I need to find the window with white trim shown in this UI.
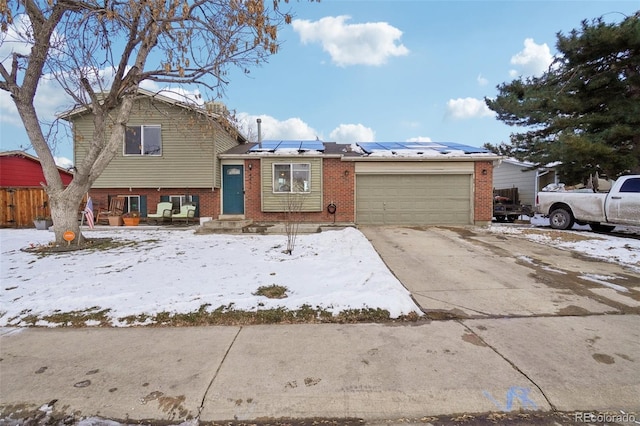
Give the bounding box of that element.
[273,163,310,193]
[124,125,162,156]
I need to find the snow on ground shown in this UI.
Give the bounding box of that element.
[0,227,421,327]
[489,215,640,274]
[2,219,639,328]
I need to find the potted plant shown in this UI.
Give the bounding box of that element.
[33,216,53,230]
[108,215,123,226]
[122,211,140,226]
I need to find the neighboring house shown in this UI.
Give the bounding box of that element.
[61,89,246,219]
[493,158,559,207]
[219,140,499,226]
[0,151,74,227]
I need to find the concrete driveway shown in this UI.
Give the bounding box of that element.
[359,225,640,319]
[359,225,640,413]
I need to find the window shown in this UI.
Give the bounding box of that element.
[121,195,140,213]
[124,125,162,156]
[619,178,640,193]
[273,163,310,193]
[169,195,196,212]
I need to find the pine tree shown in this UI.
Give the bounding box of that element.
[486,13,640,183]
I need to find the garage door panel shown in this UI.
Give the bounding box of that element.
[356,174,471,225]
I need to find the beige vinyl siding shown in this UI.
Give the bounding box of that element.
[261,157,323,212]
[73,97,239,188]
[213,123,242,188]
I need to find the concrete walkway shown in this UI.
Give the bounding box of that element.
[2,319,639,424]
[1,225,639,424]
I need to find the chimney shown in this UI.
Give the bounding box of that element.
[257,118,262,149]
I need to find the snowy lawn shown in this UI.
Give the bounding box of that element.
[0,227,421,327]
[2,220,638,328]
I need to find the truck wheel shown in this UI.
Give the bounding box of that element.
[507,215,518,223]
[549,208,574,230]
[589,223,616,232]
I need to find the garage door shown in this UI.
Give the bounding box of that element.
[356,174,472,225]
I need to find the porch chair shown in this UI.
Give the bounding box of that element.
[95,197,125,225]
[147,202,174,224]
[171,205,196,225]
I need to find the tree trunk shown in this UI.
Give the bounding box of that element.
[48,187,88,244]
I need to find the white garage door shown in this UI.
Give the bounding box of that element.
[356,174,472,225]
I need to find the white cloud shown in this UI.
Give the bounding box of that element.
[0,14,34,69]
[446,97,495,120]
[54,156,74,169]
[477,74,489,86]
[406,136,432,142]
[329,124,375,143]
[0,72,72,129]
[509,38,553,77]
[237,113,320,141]
[292,15,409,67]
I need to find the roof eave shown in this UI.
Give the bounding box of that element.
[341,155,501,162]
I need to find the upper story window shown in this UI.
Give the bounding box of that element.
[124,125,162,156]
[273,163,310,193]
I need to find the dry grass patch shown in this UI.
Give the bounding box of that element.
[254,284,288,299]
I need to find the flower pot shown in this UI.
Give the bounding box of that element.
[123,217,140,226]
[33,219,53,230]
[108,216,123,226]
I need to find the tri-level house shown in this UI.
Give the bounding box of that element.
[63,89,499,227]
[61,89,246,220]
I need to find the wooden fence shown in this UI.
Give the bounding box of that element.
[0,188,51,228]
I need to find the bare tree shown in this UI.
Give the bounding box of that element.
[282,191,305,255]
[0,0,314,244]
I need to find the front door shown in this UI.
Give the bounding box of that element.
[222,165,244,214]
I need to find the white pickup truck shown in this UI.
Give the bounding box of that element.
[535,175,640,231]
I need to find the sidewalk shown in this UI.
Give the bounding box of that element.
[2,317,639,424]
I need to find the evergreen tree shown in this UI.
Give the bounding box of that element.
[486,13,640,183]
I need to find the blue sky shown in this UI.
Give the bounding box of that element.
[1,1,638,167]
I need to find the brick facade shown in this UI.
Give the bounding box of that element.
[243,158,355,223]
[90,159,492,226]
[88,187,220,220]
[474,161,494,224]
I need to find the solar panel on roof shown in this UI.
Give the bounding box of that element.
[439,142,490,154]
[300,141,325,151]
[278,141,300,149]
[248,140,325,152]
[357,141,490,154]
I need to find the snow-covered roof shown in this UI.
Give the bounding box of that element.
[501,158,560,169]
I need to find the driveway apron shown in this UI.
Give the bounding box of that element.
[358,226,639,318]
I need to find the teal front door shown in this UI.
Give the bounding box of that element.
[222,165,244,214]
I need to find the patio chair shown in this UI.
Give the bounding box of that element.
[147,202,173,224]
[171,205,196,225]
[95,197,125,225]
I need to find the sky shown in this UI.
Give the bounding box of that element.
[1,1,638,169]
[1,221,639,327]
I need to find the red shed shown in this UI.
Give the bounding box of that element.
[0,151,74,227]
[1,150,73,187]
